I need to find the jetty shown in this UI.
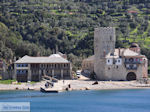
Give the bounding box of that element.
[40,75,69,93]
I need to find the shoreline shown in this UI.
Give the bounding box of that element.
[0,80,150,91]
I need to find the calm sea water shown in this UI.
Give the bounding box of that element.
[0,89,150,112]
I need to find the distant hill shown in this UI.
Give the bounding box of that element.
[0,0,150,67]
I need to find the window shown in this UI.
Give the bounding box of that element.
[129,58,134,62]
[110,36,112,41]
[116,58,122,65]
[17,70,19,74]
[17,64,28,67]
[116,66,118,69]
[106,59,112,65]
[113,59,116,64]
[110,53,114,56]
[24,64,28,67]
[129,64,133,68]
[133,64,137,68]
[17,70,27,75]
[126,64,130,68]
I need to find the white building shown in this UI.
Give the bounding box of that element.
[14,54,72,82]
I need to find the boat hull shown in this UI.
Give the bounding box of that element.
[40,87,59,93]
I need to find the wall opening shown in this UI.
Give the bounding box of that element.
[126,72,136,81]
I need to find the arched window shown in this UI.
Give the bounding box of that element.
[129,58,134,62]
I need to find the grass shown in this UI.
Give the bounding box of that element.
[0,80,36,85]
[130,24,140,35]
[118,20,150,49]
[30,81,36,84]
[65,31,74,37]
[0,80,17,84]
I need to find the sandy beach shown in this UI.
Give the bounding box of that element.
[0,79,150,91]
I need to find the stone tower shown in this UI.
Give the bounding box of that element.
[94,27,116,80]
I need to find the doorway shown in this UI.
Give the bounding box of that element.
[126,72,136,81]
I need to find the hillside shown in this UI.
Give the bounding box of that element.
[0,0,150,67]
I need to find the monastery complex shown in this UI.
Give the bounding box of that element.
[82,27,148,81]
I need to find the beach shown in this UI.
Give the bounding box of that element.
[0,78,150,91]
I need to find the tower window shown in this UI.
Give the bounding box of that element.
[110,53,114,56]
[110,36,112,41]
[116,66,118,69]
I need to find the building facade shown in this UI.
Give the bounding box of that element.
[14,54,72,82]
[94,27,148,81]
[82,55,94,75]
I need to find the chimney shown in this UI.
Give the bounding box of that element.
[55,45,58,53]
[121,49,125,56]
[119,48,121,57]
[14,57,16,62]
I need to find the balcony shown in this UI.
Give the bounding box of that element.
[126,67,137,70]
[125,64,137,70]
[16,64,28,67]
[124,61,141,64]
[124,58,143,64]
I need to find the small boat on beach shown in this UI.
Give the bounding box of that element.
[40,87,60,93]
[40,77,68,93]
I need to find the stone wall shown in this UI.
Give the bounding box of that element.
[94,27,116,80]
[104,58,145,81]
[94,27,147,81]
[82,60,94,73]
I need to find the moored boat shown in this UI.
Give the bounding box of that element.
[40,87,59,93]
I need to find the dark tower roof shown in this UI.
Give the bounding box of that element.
[130,43,139,48]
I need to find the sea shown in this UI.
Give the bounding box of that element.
[0,89,150,112]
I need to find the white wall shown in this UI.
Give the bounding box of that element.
[106,59,113,65]
[115,58,122,65]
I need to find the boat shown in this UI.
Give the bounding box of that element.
[40,87,59,93]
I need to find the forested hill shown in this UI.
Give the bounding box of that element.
[0,0,150,65]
